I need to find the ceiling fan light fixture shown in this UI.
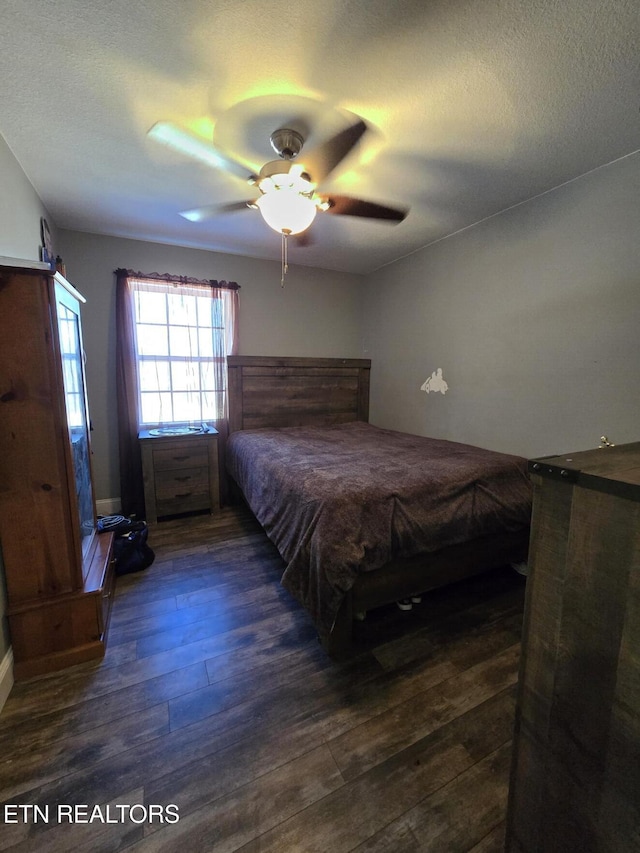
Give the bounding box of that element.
[255,189,317,235]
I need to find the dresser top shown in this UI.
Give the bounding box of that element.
[529,441,640,502]
[139,426,219,441]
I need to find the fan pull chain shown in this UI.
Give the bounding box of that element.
[281,229,290,287]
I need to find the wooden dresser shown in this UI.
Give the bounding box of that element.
[506,442,640,853]
[0,261,115,680]
[139,429,220,523]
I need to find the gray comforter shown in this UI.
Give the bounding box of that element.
[226,422,532,639]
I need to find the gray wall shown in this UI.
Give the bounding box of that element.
[57,230,365,503]
[0,134,61,664]
[362,151,640,459]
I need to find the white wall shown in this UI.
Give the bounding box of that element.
[0,134,59,262]
[57,230,365,503]
[362,151,640,459]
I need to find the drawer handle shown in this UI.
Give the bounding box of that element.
[172,455,190,461]
[175,492,193,498]
[174,475,191,482]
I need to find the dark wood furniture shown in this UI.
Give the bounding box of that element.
[506,442,640,853]
[226,355,529,656]
[0,261,115,680]
[139,429,220,523]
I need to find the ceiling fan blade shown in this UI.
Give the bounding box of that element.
[179,201,254,222]
[148,122,256,182]
[292,229,315,248]
[322,195,408,222]
[301,119,368,184]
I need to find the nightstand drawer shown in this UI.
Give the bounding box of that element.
[156,492,210,517]
[154,466,209,501]
[153,445,209,471]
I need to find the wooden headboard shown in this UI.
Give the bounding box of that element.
[227,356,371,432]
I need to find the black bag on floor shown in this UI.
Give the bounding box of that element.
[110,521,155,576]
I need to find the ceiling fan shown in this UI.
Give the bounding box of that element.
[147,116,408,281]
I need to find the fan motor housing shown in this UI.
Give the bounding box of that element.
[258,159,311,184]
[259,160,295,179]
[269,128,304,160]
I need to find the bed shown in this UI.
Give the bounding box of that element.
[226,356,532,656]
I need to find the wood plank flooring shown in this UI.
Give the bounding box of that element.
[0,507,526,852]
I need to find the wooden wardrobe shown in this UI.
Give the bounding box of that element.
[0,260,115,680]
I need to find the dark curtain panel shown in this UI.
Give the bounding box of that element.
[115,269,239,518]
[209,277,239,507]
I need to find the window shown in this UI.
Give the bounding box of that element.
[129,276,238,427]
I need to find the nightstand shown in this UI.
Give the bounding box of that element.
[139,429,220,523]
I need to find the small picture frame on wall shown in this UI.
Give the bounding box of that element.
[40,217,55,270]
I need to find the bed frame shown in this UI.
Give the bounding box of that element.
[227,355,529,657]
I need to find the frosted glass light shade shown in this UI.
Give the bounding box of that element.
[256,190,317,235]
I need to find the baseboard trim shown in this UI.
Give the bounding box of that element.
[96,498,122,516]
[0,647,14,713]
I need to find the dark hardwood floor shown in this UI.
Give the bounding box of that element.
[0,507,526,852]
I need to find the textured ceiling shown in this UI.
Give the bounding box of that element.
[1,0,639,274]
